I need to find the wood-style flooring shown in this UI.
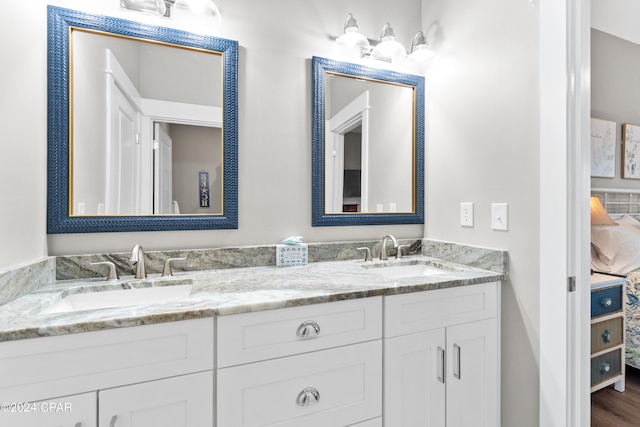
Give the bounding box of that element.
[592,367,640,426]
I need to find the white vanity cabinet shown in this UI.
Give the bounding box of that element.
[216,297,383,427]
[0,318,214,427]
[383,282,499,427]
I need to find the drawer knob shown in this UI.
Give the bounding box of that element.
[600,297,612,308]
[296,320,321,339]
[602,330,611,343]
[296,387,320,406]
[600,362,611,374]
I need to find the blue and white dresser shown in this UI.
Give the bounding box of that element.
[591,273,626,393]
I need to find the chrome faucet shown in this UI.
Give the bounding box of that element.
[129,244,147,279]
[380,235,398,261]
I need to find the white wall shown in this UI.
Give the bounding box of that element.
[422,1,540,425]
[34,0,423,254]
[592,0,640,46]
[0,2,48,269]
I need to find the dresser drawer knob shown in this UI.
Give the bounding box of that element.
[296,320,321,339]
[600,362,611,374]
[602,330,611,343]
[296,387,320,406]
[600,297,612,308]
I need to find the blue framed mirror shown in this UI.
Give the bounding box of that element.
[47,6,238,233]
[311,56,424,226]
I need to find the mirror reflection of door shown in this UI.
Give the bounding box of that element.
[105,76,148,215]
[342,128,362,212]
[154,123,174,214]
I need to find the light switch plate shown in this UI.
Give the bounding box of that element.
[492,203,509,231]
[460,202,474,227]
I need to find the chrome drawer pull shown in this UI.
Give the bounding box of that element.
[296,387,320,406]
[296,320,321,339]
[600,297,612,308]
[437,346,445,384]
[75,423,82,427]
[110,415,118,427]
[453,343,461,380]
[602,329,611,343]
[600,362,611,375]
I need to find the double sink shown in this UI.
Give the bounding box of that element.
[39,259,451,315]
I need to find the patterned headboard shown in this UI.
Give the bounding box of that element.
[592,187,640,219]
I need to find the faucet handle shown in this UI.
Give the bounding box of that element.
[90,261,119,280]
[162,257,186,277]
[396,245,411,259]
[356,247,372,262]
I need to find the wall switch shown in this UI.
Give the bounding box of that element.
[460,202,474,227]
[492,203,509,231]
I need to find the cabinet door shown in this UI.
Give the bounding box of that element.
[384,329,446,427]
[446,318,498,427]
[1,392,97,427]
[98,371,213,427]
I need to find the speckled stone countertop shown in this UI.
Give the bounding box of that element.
[0,254,504,343]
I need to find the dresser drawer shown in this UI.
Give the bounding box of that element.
[217,340,382,427]
[384,282,498,337]
[591,317,623,354]
[591,285,623,318]
[217,297,382,367]
[591,349,622,387]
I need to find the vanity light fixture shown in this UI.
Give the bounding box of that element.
[120,0,222,27]
[171,0,222,27]
[335,13,370,56]
[408,31,436,63]
[371,23,407,63]
[120,0,167,16]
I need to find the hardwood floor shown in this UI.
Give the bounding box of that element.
[592,367,640,426]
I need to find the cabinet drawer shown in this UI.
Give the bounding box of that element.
[217,340,382,427]
[217,297,382,367]
[0,318,214,402]
[591,317,623,354]
[591,285,623,318]
[99,371,213,427]
[384,282,498,337]
[591,349,622,387]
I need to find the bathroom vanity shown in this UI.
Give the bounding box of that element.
[0,244,505,427]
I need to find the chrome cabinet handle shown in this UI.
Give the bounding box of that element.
[453,344,461,380]
[600,297,612,308]
[437,346,445,384]
[600,362,611,374]
[74,423,82,427]
[602,329,611,343]
[296,387,320,406]
[296,320,321,339]
[110,415,118,427]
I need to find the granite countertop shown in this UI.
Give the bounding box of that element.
[0,255,504,342]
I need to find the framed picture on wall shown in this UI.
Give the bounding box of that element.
[623,123,640,179]
[590,118,616,178]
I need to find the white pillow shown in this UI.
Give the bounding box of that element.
[592,220,640,274]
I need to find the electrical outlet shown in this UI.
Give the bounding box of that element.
[460,202,474,227]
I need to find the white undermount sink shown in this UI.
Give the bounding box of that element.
[364,261,449,279]
[41,284,193,315]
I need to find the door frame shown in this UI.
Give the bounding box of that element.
[539,0,591,425]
